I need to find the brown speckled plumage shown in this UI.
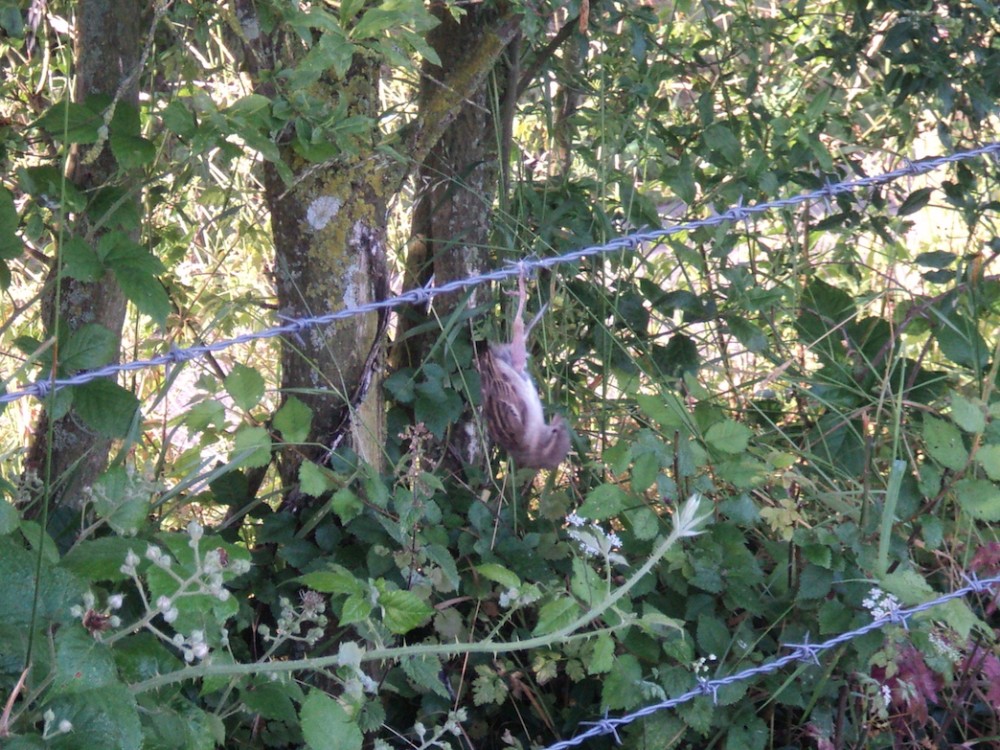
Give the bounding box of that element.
[477,276,570,470]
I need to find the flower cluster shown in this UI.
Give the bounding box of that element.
[862,588,902,621]
[258,591,329,648]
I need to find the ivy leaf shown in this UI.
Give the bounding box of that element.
[225,364,266,412]
[300,691,362,750]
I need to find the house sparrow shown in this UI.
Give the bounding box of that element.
[477,275,571,470]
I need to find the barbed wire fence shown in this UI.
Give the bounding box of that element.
[2,141,999,406]
[541,573,1000,750]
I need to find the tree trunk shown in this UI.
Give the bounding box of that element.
[238,19,390,495]
[25,0,141,509]
[393,5,518,470]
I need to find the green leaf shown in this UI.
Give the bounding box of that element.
[109,134,157,169]
[532,597,581,636]
[414,389,463,438]
[53,627,118,695]
[704,419,751,454]
[61,237,104,281]
[976,444,1000,481]
[631,451,659,492]
[340,593,370,625]
[74,379,139,438]
[0,497,17,535]
[0,187,20,261]
[953,478,1000,520]
[114,266,171,327]
[589,632,615,674]
[880,569,934,605]
[602,653,643,710]
[225,364,266,411]
[380,588,433,634]
[231,426,271,468]
[47,683,141,750]
[59,324,118,373]
[274,396,312,443]
[578,483,628,520]
[922,415,967,470]
[162,100,196,138]
[950,393,985,434]
[331,487,363,523]
[624,506,659,540]
[34,100,103,143]
[300,461,335,497]
[300,564,364,595]
[60,537,137,581]
[300,691,363,750]
[401,655,449,698]
[99,233,164,273]
[915,250,957,269]
[703,123,742,165]
[635,391,687,429]
[90,465,150,535]
[727,316,768,353]
[932,308,988,369]
[897,187,933,216]
[240,678,300,725]
[475,563,522,590]
[186,400,226,432]
[383,369,416,403]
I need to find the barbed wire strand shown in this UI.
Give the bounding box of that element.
[541,573,1000,750]
[2,141,999,406]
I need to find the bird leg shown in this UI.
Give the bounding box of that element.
[506,272,549,373]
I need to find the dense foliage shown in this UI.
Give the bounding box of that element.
[2,1,1000,748]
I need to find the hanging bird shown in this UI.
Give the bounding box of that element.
[477,274,571,470]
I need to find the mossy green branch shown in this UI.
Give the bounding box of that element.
[398,15,522,183]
